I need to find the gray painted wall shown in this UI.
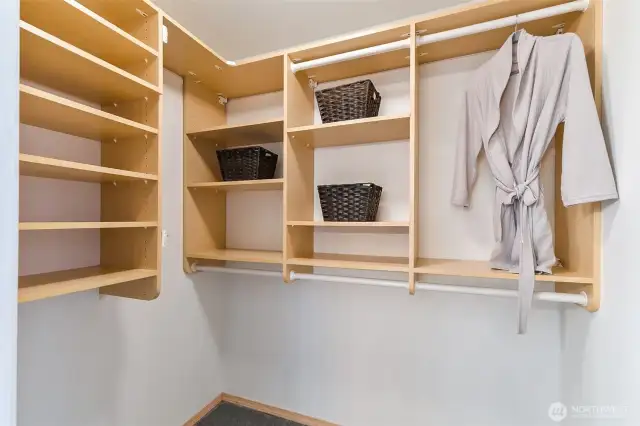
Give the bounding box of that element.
[0,0,19,425]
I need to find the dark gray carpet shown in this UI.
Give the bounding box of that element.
[197,402,305,426]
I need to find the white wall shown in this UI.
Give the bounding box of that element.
[218,53,566,426]
[0,0,19,425]
[17,70,225,426]
[560,1,640,425]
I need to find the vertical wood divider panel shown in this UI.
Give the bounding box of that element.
[556,0,602,311]
[100,12,163,299]
[183,80,227,273]
[283,56,315,282]
[408,24,419,295]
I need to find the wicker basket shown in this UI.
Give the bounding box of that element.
[318,183,383,222]
[315,80,381,124]
[216,146,278,181]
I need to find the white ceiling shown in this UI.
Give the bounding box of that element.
[152,0,470,60]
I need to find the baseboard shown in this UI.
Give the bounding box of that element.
[183,392,338,426]
[182,393,223,426]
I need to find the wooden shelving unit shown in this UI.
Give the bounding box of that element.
[162,15,283,99]
[19,154,158,183]
[175,0,604,311]
[20,21,160,104]
[288,115,410,148]
[287,221,409,233]
[188,119,284,148]
[19,267,158,303]
[20,84,158,140]
[19,222,158,231]
[414,259,593,284]
[188,179,283,192]
[188,249,283,265]
[21,0,159,84]
[18,0,163,303]
[288,254,410,273]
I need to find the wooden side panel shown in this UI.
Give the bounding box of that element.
[556,0,602,311]
[102,134,158,174]
[103,95,161,129]
[408,24,419,295]
[183,79,227,273]
[99,227,159,299]
[100,12,163,300]
[284,56,315,281]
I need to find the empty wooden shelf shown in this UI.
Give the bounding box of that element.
[287,221,410,233]
[287,253,410,272]
[19,154,158,183]
[163,15,283,99]
[188,249,283,264]
[19,222,158,231]
[188,179,284,191]
[19,267,158,303]
[414,258,593,284]
[20,21,161,103]
[21,0,158,70]
[20,85,157,140]
[288,115,411,148]
[189,119,284,148]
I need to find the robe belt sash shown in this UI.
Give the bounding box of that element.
[494,169,540,334]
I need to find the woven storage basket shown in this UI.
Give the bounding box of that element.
[216,146,278,181]
[315,80,381,124]
[318,183,383,222]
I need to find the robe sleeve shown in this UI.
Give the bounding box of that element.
[561,35,618,206]
[452,89,483,207]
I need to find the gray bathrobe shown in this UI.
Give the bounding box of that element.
[452,30,618,333]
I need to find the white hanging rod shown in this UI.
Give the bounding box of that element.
[192,265,588,306]
[290,0,589,74]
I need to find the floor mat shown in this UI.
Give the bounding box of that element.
[197,402,306,426]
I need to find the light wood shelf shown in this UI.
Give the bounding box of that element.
[287,221,409,233]
[287,253,410,272]
[188,249,283,264]
[189,119,284,148]
[19,222,158,231]
[21,0,158,70]
[188,179,284,191]
[19,154,158,183]
[20,21,161,103]
[19,267,158,303]
[288,115,410,148]
[414,258,593,284]
[20,84,157,140]
[163,15,283,99]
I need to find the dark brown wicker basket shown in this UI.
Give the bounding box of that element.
[318,183,383,222]
[315,80,381,124]
[217,146,278,181]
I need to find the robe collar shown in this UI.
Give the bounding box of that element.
[483,30,537,141]
[490,29,537,99]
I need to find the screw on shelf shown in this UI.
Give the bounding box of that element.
[218,95,228,106]
[215,65,222,71]
[113,138,117,144]
[112,181,117,187]
[136,8,149,17]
